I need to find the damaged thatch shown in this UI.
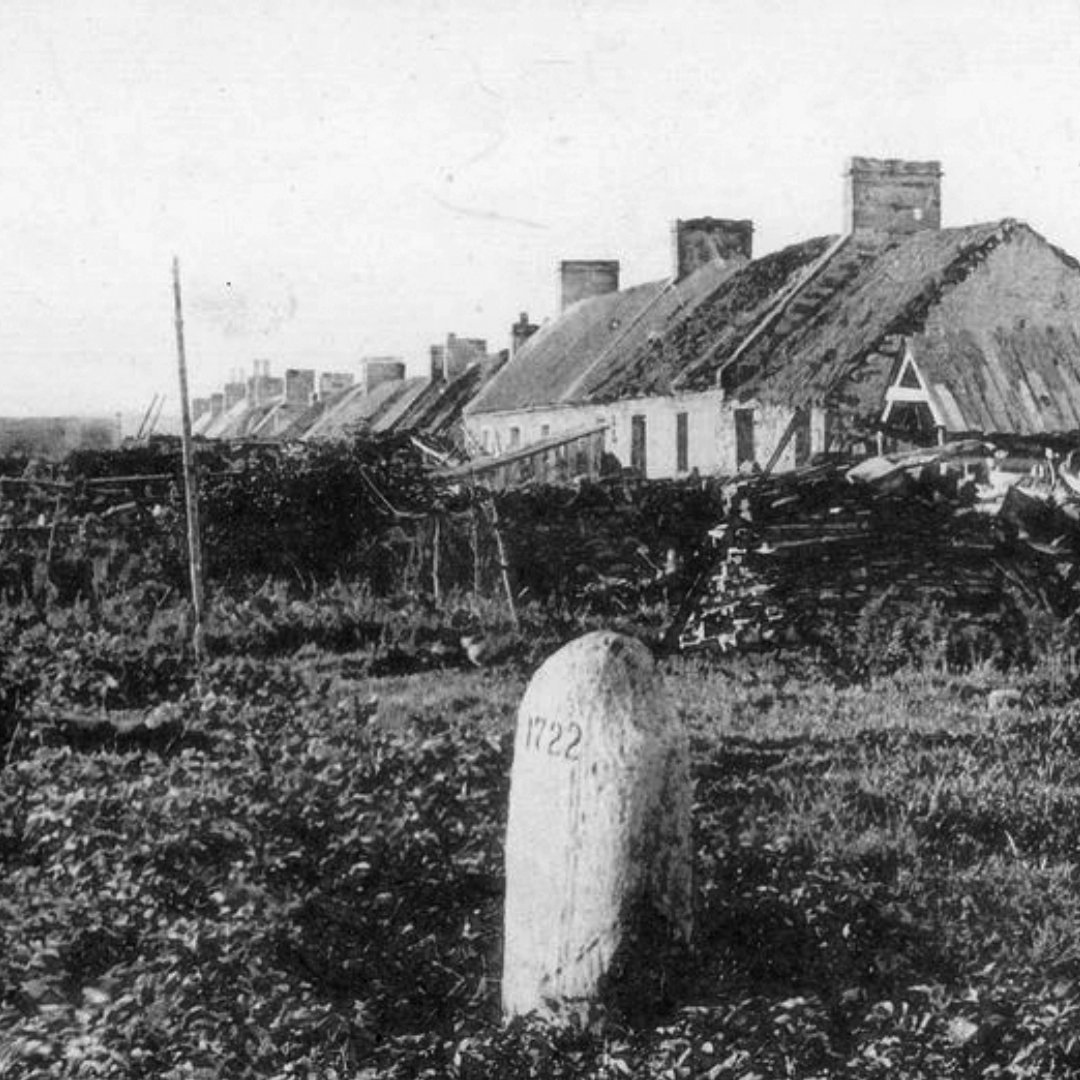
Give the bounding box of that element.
[302,378,430,441]
[585,236,834,402]
[723,220,1025,410]
[472,215,1080,442]
[394,353,508,444]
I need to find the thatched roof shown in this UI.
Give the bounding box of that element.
[469,218,1080,434]
[395,354,508,440]
[273,395,334,442]
[598,235,836,400]
[468,280,666,414]
[302,378,428,441]
[466,239,830,415]
[715,220,1030,411]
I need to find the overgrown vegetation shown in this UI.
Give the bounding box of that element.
[4,441,1080,1075]
[2,581,1080,1075]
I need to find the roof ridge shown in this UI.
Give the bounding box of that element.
[674,234,850,391]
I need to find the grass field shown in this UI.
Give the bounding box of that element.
[4,617,1080,1077]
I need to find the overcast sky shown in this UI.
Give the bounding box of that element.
[3,0,1079,417]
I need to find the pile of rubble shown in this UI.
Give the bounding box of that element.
[678,440,1080,653]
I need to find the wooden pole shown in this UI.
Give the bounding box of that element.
[41,492,64,605]
[487,496,518,629]
[172,257,206,669]
[472,504,482,599]
[432,515,442,605]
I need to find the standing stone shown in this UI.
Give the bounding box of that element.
[502,631,692,1022]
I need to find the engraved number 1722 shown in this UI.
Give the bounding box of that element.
[523,716,582,761]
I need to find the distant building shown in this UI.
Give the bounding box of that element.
[430,334,489,382]
[0,416,119,459]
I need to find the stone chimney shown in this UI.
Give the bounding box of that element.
[447,335,487,381]
[845,157,942,237]
[284,368,315,407]
[560,260,620,311]
[430,345,447,383]
[192,398,209,421]
[209,392,225,419]
[362,357,406,394]
[511,312,539,358]
[430,335,488,381]
[672,218,753,280]
[248,359,283,406]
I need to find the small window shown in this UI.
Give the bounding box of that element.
[888,401,937,441]
[482,429,492,453]
[541,424,550,439]
[676,412,689,472]
[735,408,755,468]
[793,409,811,466]
[509,427,521,449]
[631,415,647,474]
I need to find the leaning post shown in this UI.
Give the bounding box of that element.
[172,257,206,671]
[502,631,692,1023]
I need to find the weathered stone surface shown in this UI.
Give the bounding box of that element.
[502,630,692,1021]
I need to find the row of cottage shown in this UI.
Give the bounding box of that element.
[190,332,507,448]
[196,156,1080,482]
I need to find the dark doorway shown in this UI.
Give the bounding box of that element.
[734,408,755,467]
[793,408,811,466]
[631,414,647,474]
[676,412,689,472]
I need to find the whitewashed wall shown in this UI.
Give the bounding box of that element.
[466,392,826,478]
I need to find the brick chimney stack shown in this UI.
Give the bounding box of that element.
[559,260,620,311]
[248,360,283,406]
[672,218,753,280]
[284,368,315,407]
[846,157,942,237]
[511,312,539,357]
[362,357,406,394]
